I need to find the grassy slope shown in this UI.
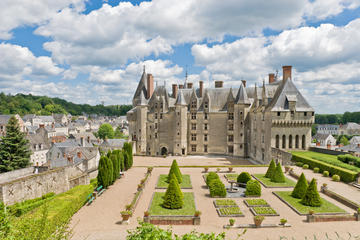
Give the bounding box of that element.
[292,151,360,173]
[149,192,196,216]
[156,174,192,188]
[275,191,346,214]
[253,174,296,187]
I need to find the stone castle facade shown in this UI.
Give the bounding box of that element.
[127,66,314,163]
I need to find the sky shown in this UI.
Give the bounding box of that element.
[0,0,360,114]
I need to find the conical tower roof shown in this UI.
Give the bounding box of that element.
[236,82,250,104]
[139,90,147,106]
[175,90,187,106]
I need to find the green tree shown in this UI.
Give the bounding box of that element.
[209,179,227,197]
[123,150,131,170]
[97,156,108,188]
[110,152,119,182]
[167,160,182,184]
[106,156,114,184]
[123,142,133,168]
[271,162,286,183]
[97,123,114,140]
[245,180,261,196]
[340,136,349,146]
[265,159,276,179]
[118,151,125,172]
[291,173,308,199]
[0,116,30,173]
[301,178,322,207]
[162,176,184,209]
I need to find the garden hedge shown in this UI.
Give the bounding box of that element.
[301,178,322,207]
[163,177,184,209]
[206,172,220,186]
[237,172,251,183]
[265,159,276,178]
[245,180,261,196]
[292,154,357,183]
[271,162,286,183]
[209,179,227,197]
[291,173,308,199]
[338,154,360,167]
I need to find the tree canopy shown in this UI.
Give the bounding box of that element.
[97,124,115,140]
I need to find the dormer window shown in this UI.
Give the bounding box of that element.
[191,100,197,109]
[204,101,208,109]
[304,112,307,116]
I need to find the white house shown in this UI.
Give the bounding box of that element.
[313,133,337,147]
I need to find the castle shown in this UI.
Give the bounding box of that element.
[127,66,315,163]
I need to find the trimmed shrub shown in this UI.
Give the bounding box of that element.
[291,173,308,199]
[162,178,184,209]
[271,162,286,183]
[301,178,322,207]
[313,167,320,173]
[168,160,182,184]
[338,154,360,166]
[296,162,304,167]
[106,155,114,184]
[209,179,227,197]
[237,172,251,183]
[110,153,119,182]
[245,180,261,196]
[206,172,220,186]
[97,156,111,188]
[302,164,309,169]
[332,174,340,182]
[118,151,125,172]
[323,171,329,177]
[265,159,276,178]
[292,154,357,183]
[123,142,133,169]
[90,178,98,188]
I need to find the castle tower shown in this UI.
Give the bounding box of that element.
[135,91,148,155]
[174,90,188,155]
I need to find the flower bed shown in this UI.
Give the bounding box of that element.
[244,199,269,207]
[251,206,279,216]
[213,199,237,208]
[252,174,296,188]
[217,206,244,217]
[156,174,192,189]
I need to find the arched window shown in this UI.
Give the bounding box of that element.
[276,135,280,148]
[289,135,293,149]
[302,135,306,149]
[295,135,299,149]
[282,135,286,148]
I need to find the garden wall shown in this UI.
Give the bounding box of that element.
[271,148,292,165]
[321,187,360,211]
[309,147,346,156]
[144,216,200,225]
[307,214,358,222]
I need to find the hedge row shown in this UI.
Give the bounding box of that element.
[292,154,357,183]
[338,154,360,168]
[8,192,55,217]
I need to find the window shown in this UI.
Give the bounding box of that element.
[240,133,243,137]
[191,123,196,130]
[177,112,180,115]
[191,145,197,152]
[262,135,264,143]
[228,145,234,153]
[228,112,234,120]
[304,112,307,116]
[155,133,157,138]
[57,153,60,158]
[191,100,197,109]
[160,113,163,119]
[228,124,233,131]
[191,134,197,141]
[204,101,208,108]
[155,123,157,129]
[204,123,208,130]
[155,113,158,119]
[177,132,180,135]
[160,102,163,108]
[240,111,243,115]
[240,121,243,126]
[291,111,294,118]
[155,103,158,108]
[312,112,314,116]
[33,144,37,150]
[204,145,208,152]
[191,113,196,120]
[240,144,243,149]
[204,134,208,141]
[204,113,208,120]
[276,135,279,148]
[228,135,234,142]
[277,112,281,116]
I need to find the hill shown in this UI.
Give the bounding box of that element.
[0,93,132,116]
[315,112,360,124]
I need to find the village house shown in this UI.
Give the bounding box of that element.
[339,122,360,136]
[0,114,25,136]
[316,124,339,135]
[312,133,337,147]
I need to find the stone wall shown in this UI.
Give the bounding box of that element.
[271,147,293,165]
[0,167,34,184]
[309,147,346,156]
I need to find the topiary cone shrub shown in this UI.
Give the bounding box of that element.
[291,173,308,199]
[237,172,251,183]
[206,172,219,186]
[265,159,276,178]
[162,177,184,209]
[209,179,227,197]
[245,180,261,196]
[301,178,322,207]
[271,162,286,183]
[168,160,182,184]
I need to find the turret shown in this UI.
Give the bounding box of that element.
[174,91,188,155]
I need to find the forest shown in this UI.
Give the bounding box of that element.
[0,93,132,116]
[315,112,360,124]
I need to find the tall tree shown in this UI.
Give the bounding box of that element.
[97,123,115,140]
[0,116,30,173]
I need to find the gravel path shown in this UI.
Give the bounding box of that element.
[70,157,360,240]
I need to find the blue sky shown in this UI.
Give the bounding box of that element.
[0,0,360,113]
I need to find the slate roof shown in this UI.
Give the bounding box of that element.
[101,139,126,148]
[339,144,360,153]
[0,115,11,125]
[341,122,360,130]
[350,136,360,144]
[313,133,333,141]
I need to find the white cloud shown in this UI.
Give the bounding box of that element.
[0,0,85,40]
[305,0,360,20]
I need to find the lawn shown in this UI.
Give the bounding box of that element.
[156,174,192,188]
[253,174,296,187]
[244,199,269,206]
[274,191,347,215]
[149,192,196,216]
[292,151,360,173]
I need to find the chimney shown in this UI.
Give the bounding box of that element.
[80,137,85,147]
[179,84,184,89]
[215,81,223,88]
[199,81,203,97]
[187,82,193,88]
[146,74,154,99]
[172,84,178,98]
[269,73,275,84]
[358,144,360,148]
[77,151,82,158]
[39,124,45,128]
[52,122,54,129]
[282,65,292,81]
[241,80,246,88]
[87,136,90,143]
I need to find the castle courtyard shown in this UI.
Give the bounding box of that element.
[70,155,360,240]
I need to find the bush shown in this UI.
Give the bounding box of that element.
[291,173,308,199]
[123,142,133,169]
[229,219,235,226]
[313,167,320,173]
[292,154,357,183]
[90,178,98,188]
[206,172,219,186]
[168,160,182,184]
[332,174,340,182]
[245,180,261,196]
[296,162,304,167]
[209,179,227,197]
[162,177,184,209]
[338,154,360,166]
[302,164,309,169]
[323,171,329,177]
[301,178,322,207]
[271,162,286,183]
[237,172,251,183]
[265,159,276,178]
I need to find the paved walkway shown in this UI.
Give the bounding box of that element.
[70,158,360,240]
